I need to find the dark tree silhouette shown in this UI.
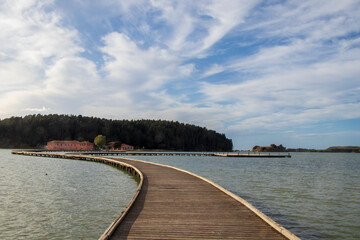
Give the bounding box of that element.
[0,114,233,151]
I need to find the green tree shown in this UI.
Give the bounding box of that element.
[94,135,106,149]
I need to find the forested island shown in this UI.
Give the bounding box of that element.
[0,114,233,151]
[252,144,286,152]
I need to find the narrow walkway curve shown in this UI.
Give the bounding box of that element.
[11,151,300,240]
[109,157,300,240]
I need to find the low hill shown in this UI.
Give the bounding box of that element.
[252,144,286,152]
[0,114,233,151]
[326,146,360,153]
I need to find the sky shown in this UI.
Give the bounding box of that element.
[0,0,359,150]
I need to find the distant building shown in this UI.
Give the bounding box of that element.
[46,140,93,151]
[120,143,134,151]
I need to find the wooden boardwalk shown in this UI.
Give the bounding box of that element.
[78,151,291,158]
[12,151,299,240]
[109,158,298,240]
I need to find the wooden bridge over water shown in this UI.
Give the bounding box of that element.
[12,151,299,240]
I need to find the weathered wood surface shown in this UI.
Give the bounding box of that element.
[110,158,297,240]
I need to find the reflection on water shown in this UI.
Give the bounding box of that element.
[121,152,360,240]
[0,149,137,240]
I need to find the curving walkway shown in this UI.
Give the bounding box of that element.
[109,158,299,240]
[12,151,299,240]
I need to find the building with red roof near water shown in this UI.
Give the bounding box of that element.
[46,140,93,151]
[120,144,134,151]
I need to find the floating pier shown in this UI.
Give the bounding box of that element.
[12,151,298,240]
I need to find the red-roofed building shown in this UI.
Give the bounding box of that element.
[46,140,93,151]
[120,144,134,151]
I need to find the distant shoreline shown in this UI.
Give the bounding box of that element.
[248,145,360,153]
[287,146,360,153]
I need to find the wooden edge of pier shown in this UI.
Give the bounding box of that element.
[94,156,144,240]
[11,151,300,240]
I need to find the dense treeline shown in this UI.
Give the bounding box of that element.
[0,114,233,151]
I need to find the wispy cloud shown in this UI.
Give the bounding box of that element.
[197,0,360,145]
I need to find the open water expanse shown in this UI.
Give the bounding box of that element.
[1,150,359,239]
[0,149,137,240]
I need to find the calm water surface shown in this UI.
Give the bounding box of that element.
[1,150,359,239]
[0,149,137,240]
[120,152,360,240]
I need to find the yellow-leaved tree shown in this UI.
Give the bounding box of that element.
[94,135,106,149]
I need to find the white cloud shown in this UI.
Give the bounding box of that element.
[101,32,194,91]
[0,0,81,64]
[294,130,360,138]
[44,57,100,95]
[201,64,225,78]
[199,48,360,131]
[244,0,360,39]
[194,1,360,139]
[0,0,97,117]
[195,0,259,55]
[125,0,260,56]
[228,103,360,132]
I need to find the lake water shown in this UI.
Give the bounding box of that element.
[119,152,360,240]
[0,149,137,240]
[1,150,359,239]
